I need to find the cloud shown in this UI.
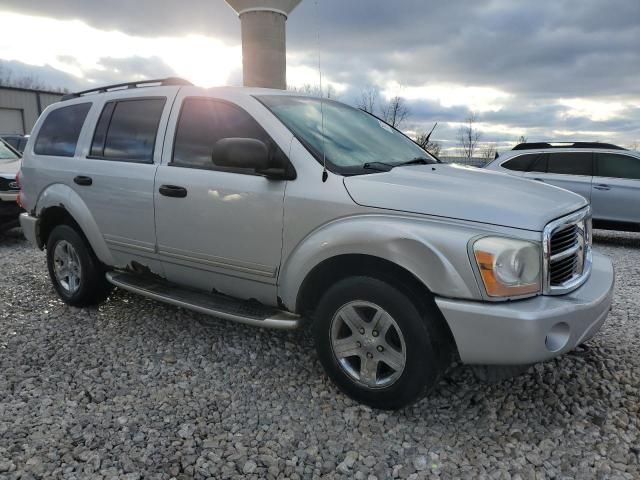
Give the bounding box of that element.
[0,0,639,149]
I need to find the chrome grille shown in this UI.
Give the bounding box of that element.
[0,177,19,192]
[543,208,592,295]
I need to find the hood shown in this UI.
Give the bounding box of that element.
[343,164,587,231]
[0,157,20,178]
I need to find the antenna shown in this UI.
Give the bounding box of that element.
[424,122,438,144]
[315,0,328,182]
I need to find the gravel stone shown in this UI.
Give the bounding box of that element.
[1,227,639,479]
[242,459,257,474]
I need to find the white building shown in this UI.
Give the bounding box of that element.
[0,86,62,135]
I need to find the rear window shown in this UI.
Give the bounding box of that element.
[34,103,91,157]
[90,98,165,162]
[547,152,592,176]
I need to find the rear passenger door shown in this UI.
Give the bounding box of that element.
[524,152,593,200]
[154,95,291,304]
[73,92,175,272]
[592,152,640,225]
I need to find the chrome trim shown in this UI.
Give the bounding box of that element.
[550,243,581,262]
[542,206,592,295]
[0,192,18,201]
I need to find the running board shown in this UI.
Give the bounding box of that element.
[106,271,300,330]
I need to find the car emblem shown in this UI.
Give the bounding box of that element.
[9,181,19,190]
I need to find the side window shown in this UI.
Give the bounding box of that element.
[502,153,539,172]
[34,103,91,157]
[596,153,640,180]
[90,98,165,162]
[547,152,592,176]
[529,153,548,173]
[172,98,280,171]
[172,99,218,168]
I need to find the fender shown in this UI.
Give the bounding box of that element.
[35,183,115,265]
[278,214,485,311]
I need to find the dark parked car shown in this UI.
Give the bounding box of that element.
[0,138,22,231]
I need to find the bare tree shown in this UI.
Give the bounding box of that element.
[458,112,482,158]
[517,135,528,144]
[356,86,379,114]
[0,64,69,93]
[628,140,639,151]
[415,127,441,157]
[380,96,409,129]
[480,143,497,162]
[287,83,336,98]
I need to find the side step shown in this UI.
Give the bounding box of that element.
[106,271,300,330]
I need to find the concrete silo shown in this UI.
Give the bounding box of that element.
[225,0,302,89]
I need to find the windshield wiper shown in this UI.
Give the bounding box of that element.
[396,157,432,167]
[362,161,395,172]
[362,157,433,173]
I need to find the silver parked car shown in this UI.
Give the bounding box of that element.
[18,79,614,409]
[485,142,640,232]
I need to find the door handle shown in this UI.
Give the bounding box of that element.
[533,177,545,182]
[159,185,188,198]
[73,175,93,186]
[594,184,611,191]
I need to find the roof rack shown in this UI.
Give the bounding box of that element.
[61,77,193,101]
[513,141,626,151]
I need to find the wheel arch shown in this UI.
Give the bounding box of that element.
[296,254,429,317]
[35,183,114,265]
[278,215,482,314]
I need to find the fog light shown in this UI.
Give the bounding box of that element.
[545,322,570,352]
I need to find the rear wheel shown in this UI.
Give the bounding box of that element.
[313,276,452,410]
[46,224,112,306]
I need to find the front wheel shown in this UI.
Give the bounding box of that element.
[46,224,113,306]
[313,276,452,410]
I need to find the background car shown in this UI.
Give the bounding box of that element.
[0,138,22,232]
[1,134,29,153]
[485,142,640,232]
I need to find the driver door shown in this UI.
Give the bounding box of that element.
[154,96,291,305]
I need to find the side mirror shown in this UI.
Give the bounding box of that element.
[212,137,296,180]
[212,138,269,171]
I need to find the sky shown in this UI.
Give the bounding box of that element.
[0,0,639,154]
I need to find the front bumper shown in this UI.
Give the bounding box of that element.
[0,193,22,228]
[435,251,615,365]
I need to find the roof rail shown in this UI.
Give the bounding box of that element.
[61,77,193,101]
[513,141,626,151]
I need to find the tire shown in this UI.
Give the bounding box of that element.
[313,276,453,410]
[46,224,113,307]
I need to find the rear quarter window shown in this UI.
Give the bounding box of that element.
[34,103,91,157]
[501,153,541,172]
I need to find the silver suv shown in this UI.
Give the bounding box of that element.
[18,79,615,409]
[485,142,640,232]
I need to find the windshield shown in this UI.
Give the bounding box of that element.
[0,141,20,161]
[257,95,436,175]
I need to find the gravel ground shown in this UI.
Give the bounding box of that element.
[0,228,638,480]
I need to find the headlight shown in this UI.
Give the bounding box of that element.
[473,237,541,297]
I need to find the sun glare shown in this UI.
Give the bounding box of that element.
[0,11,241,88]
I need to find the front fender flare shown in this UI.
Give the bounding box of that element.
[278,214,483,311]
[36,183,114,265]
